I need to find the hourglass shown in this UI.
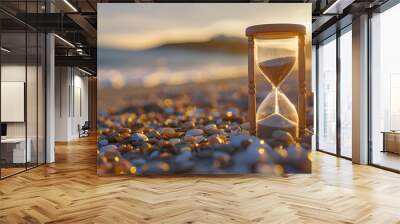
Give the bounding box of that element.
[246,24,307,141]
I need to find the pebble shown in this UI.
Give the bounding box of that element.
[102,148,122,162]
[186,128,204,136]
[182,135,195,143]
[159,127,175,135]
[230,135,259,148]
[212,144,235,154]
[149,151,160,160]
[140,143,152,154]
[97,84,311,175]
[169,138,181,145]
[98,139,109,147]
[118,128,132,134]
[175,151,192,164]
[193,135,206,144]
[143,161,170,175]
[118,144,134,154]
[131,158,146,167]
[204,124,218,134]
[208,135,224,145]
[100,144,118,153]
[213,151,231,167]
[196,148,213,158]
[147,130,161,138]
[131,133,149,146]
[181,121,195,129]
[272,130,295,145]
[233,141,262,166]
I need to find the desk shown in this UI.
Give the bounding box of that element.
[1,138,31,163]
[382,131,400,154]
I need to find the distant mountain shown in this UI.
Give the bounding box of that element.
[148,35,248,54]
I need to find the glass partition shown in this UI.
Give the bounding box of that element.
[0,3,46,179]
[1,30,28,177]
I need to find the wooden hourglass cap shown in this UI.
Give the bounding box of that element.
[246,23,306,38]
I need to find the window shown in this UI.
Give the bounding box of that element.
[317,36,337,154]
[339,28,352,158]
[370,3,400,171]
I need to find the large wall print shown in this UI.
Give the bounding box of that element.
[97,3,313,176]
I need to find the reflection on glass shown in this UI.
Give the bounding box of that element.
[27,31,38,169]
[1,31,27,177]
[371,3,400,171]
[318,37,337,154]
[38,33,46,165]
[340,30,352,158]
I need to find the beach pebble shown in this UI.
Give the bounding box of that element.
[169,138,181,145]
[176,161,195,172]
[204,124,218,134]
[101,148,122,163]
[175,151,192,164]
[140,143,152,154]
[180,146,192,152]
[118,144,134,154]
[193,135,206,144]
[118,128,132,134]
[159,127,175,135]
[149,151,160,160]
[186,129,204,136]
[272,130,295,145]
[98,139,109,147]
[196,148,213,158]
[233,141,262,166]
[164,107,175,114]
[230,135,258,148]
[131,158,146,167]
[146,130,161,139]
[182,135,195,143]
[208,135,224,145]
[131,133,149,146]
[213,144,235,154]
[181,121,195,129]
[143,161,170,175]
[213,151,231,167]
[100,144,118,153]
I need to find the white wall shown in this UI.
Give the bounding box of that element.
[55,67,89,141]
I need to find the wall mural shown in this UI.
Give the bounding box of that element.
[97,3,313,176]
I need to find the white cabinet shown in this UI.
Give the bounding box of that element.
[1,138,31,163]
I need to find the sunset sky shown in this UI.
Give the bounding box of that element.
[98,3,311,50]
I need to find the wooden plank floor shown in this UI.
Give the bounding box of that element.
[1,136,400,224]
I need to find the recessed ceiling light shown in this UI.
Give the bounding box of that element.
[1,47,11,53]
[323,0,354,15]
[63,0,78,12]
[78,67,93,76]
[54,34,75,48]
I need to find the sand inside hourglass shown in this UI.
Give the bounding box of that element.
[258,56,296,87]
[257,114,298,140]
[256,56,298,141]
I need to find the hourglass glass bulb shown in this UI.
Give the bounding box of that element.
[257,56,296,88]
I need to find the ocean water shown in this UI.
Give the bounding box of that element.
[98,47,248,88]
